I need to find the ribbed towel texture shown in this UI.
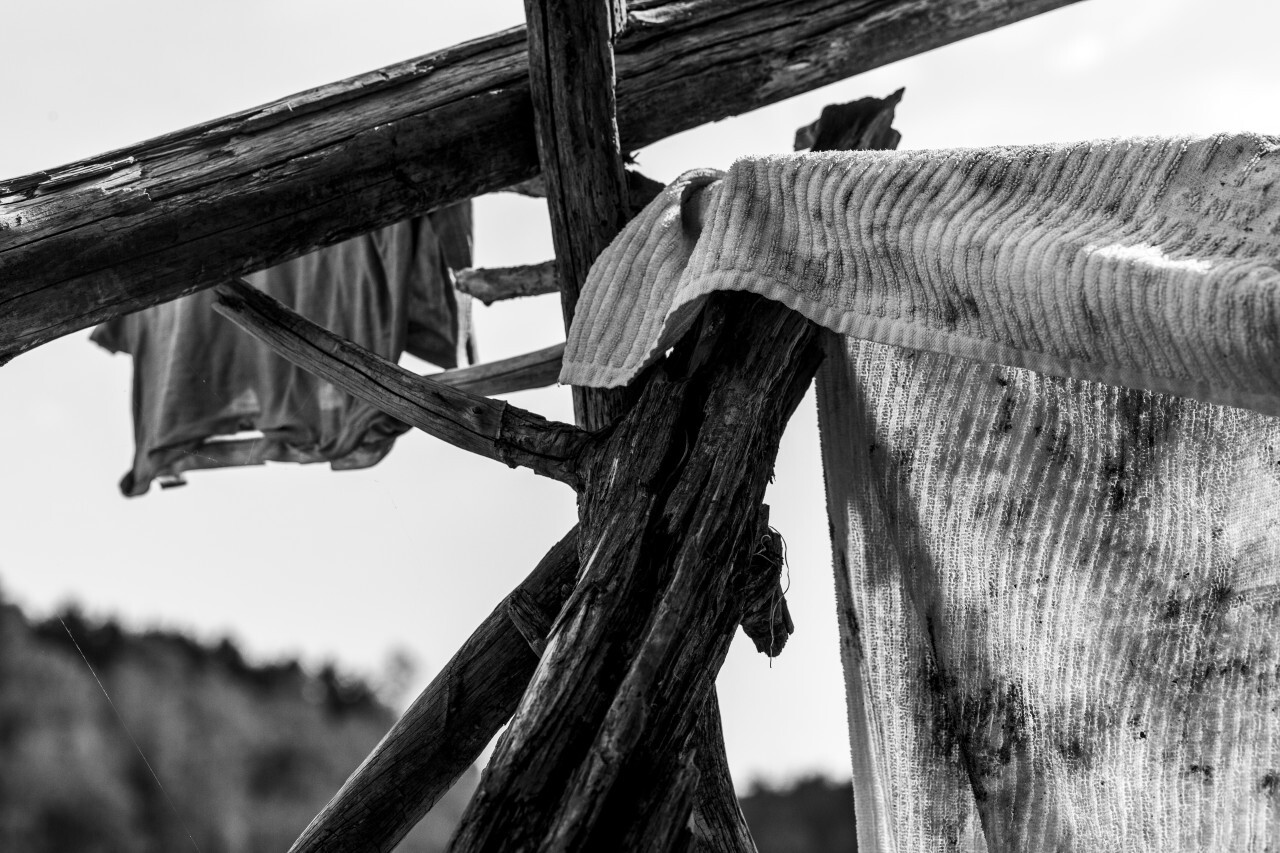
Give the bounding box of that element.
[561,136,1280,852]
[561,135,1280,415]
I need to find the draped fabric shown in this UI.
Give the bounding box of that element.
[817,337,1280,851]
[93,206,473,496]
[559,137,1280,851]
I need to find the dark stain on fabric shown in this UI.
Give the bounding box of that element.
[1116,387,1175,451]
[890,445,915,478]
[1057,735,1091,767]
[919,626,964,761]
[1261,771,1279,796]
[1102,454,1131,513]
[992,395,1017,434]
[1187,764,1215,783]
[1157,573,1238,633]
[1160,595,1184,622]
[999,495,1033,529]
[1099,388,1180,516]
[1041,424,1075,465]
[938,288,982,329]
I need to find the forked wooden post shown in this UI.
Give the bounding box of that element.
[524,0,632,429]
[447,90,902,853]
[518,1,758,848]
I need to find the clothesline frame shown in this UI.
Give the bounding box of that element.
[0,1,1086,850]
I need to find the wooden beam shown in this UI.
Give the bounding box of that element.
[289,528,581,853]
[525,0,633,429]
[455,262,559,305]
[0,0,1081,364]
[211,279,589,488]
[433,342,563,397]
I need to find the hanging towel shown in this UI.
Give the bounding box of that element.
[93,205,473,497]
[559,137,1280,852]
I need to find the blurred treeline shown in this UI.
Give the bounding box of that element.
[741,776,858,853]
[0,590,855,852]
[0,592,473,853]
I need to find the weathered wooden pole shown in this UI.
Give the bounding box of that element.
[524,0,632,429]
[1,0,1081,364]
[520,2,761,848]
[447,90,901,853]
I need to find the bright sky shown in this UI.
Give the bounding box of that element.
[2,0,1278,791]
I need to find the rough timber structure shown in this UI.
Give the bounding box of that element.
[0,1,1083,850]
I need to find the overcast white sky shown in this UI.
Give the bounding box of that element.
[2,0,1278,791]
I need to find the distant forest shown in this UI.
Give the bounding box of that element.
[0,590,855,852]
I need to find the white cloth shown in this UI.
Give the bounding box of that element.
[560,136,1280,852]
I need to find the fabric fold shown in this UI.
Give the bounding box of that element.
[560,136,1280,852]
[561,134,1280,416]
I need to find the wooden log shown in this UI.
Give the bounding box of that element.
[690,695,758,853]
[211,279,588,488]
[0,0,1080,363]
[449,291,825,853]
[433,342,564,397]
[455,262,559,305]
[525,0,632,429]
[449,89,901,853]
[525,4,756,848]
[289,528,580,853]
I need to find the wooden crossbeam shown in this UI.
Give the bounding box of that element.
[211,279,589,488]
[0,0,1081,364]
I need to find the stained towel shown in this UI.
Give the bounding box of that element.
[93,205,473,496]
[559,138,1280,852]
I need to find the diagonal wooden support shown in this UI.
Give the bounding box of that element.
[690,693,759,853]
[449,90,901,853]
[450,291,824,853]
[289,528,580,853]
[211,279,589,489]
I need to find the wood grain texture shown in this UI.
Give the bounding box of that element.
[455,262,559,305]
[446,92,901,852]
[690,695,758,853]
[0,0,1080,363]
[448,293,826,852]
[433,342,564,397]
[211,279,588,488]
[289,528,580,853]
[525,0,632,430]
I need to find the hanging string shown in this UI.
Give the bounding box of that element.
[57,616,203,853]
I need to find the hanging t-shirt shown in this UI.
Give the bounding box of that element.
[92,204,473,496]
